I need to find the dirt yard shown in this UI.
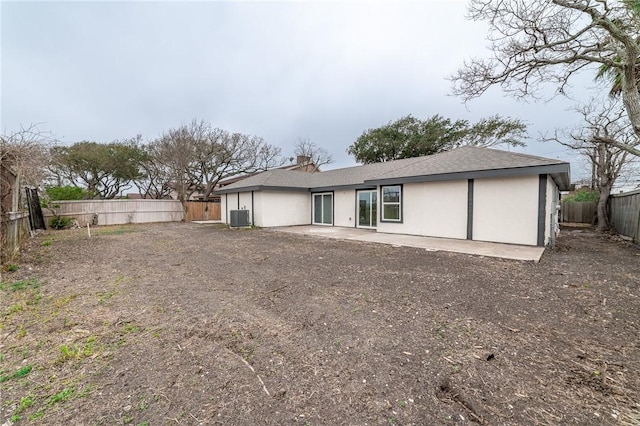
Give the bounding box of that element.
[1,222,639,425]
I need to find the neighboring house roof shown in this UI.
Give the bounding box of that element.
[217,157,320,188]
[215,146,571,194]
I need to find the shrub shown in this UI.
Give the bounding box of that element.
[563,189,599,203]
[49,216,75,230]
[45,186,93,201]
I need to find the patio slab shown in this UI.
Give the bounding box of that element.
[271,225,545,262]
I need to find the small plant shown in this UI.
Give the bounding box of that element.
[58,344,79,362]
[0,364,33,383]
[48,387,75,406]
[7,303,24,314]
[15,393,35,415]
[4,264,18,272]
[29,409,44,420]
[122,323,139,334]
[49,216,74,230]
[1,278,40,292]
[41,239,53,247]
[138,396,149,411]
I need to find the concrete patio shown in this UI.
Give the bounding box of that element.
[271,225,545,262]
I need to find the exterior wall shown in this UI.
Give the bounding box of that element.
[255,191,311,227]
[43,199,184,226]
[376,180,468,239]
[334,189,356,227]
[473,175,539,245]
[222,192,254,225]
[545,176,559,245]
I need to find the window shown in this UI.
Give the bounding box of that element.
[381,185,401,222]
[312,192,333,225]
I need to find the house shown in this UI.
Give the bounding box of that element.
[215,147,570,246]
[183,155,321,202]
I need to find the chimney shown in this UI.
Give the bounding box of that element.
[296,155,311,166]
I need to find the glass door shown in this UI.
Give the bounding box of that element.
[357,190,377,228]
[313,193,333,225]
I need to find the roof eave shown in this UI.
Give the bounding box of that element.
[215,185,310,194]
[365,164,571,187]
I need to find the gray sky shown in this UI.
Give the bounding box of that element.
[0,0,613,180]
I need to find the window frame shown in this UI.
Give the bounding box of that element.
[311,191,334,225]
[380,184,403,223]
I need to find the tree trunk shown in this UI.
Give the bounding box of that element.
[596,184,612,232]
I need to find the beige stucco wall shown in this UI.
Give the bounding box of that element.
[221,192,253,225]
[255,191,311,227]
[333,189,356,228]
[376,180,468,239]
[473,175,539,245]
[222,191,310,227]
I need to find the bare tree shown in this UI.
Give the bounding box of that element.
[546,99,637,230]
[1,125,52,270]
[451,0,640,157]
[294,137,333,168]
[1,124,51,188]
[151,120,284,203]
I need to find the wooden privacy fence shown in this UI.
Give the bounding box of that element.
[1,212,30,262]
[43,199,184,226]
[184,201,221,221]
[610,190,640,243]
[561,201,596,223]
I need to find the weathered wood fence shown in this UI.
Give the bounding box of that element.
[43,199,184,226]
[184,201,221,221]
[610,190,640,243]
[1,212,30,262]
[561,201,596,223]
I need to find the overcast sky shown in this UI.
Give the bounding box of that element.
[1,0,616,181]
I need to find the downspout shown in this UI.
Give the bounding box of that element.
[225,193,228,224]
[251,191,255,226]
[467,179,474,240]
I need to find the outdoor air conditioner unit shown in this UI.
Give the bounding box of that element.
[230,210,251,227]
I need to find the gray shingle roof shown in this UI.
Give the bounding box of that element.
[216,146,570,193]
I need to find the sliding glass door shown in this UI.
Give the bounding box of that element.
[357,190,377,228]
[313,193,333,225]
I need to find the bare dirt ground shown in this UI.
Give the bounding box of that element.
[1,222,639,425]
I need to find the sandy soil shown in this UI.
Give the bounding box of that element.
[1,222,639,425]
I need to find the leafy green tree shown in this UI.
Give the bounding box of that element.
[49,139,145,199]
[347,114,526,164]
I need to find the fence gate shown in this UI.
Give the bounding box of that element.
[184,201,221,221]
[25,188,46,230]
[561,201,596,224]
